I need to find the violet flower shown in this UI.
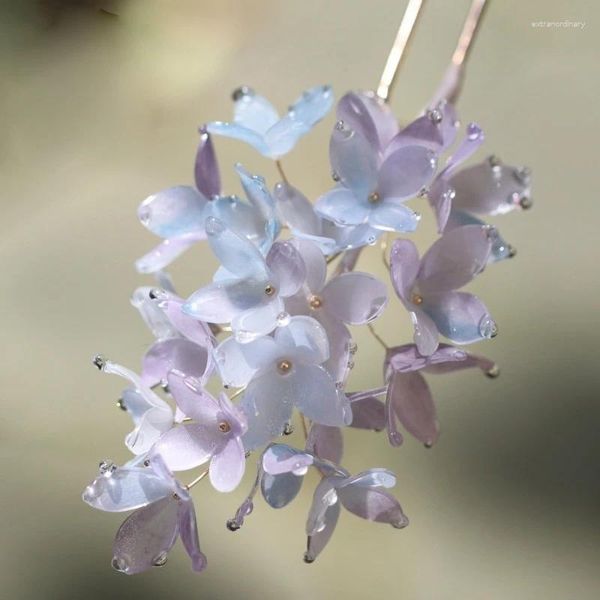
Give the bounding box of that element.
[183,218,305,342]
[206,85,334,159]
[214,316,352,450]
[83,455,206,574]
[390,224,497,356]
[151,372,247,492]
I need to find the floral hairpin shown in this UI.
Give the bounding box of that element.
[84,0,532,574]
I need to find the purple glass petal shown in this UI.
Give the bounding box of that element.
[337,485,408,528]
[390,239,420,304]
[321,272,387,325]
[389,114,444,153]
[157,293,214,348]
[450,159,532,216]
[266,241,306,297]
[388,371,439,447]
[304,500,340,563]
[274,182,322,236]
[368,200,419,233]
[348,396,386,431]
[261,471,303,509]
[166,371,219,423]
[306,424,343,465]
[262,444,314,475]
[330,120,378,197]
[240,374,294,450]
[385,343,468,375]
[135,234,203,274]
[275,315,330,365]
[422,291,497,345]
[194,127,220,199]
[210,438,246,492]
[290,238,327,293]
[317,314,352,385]
[151,423,222,471]
[411,308,440,356]
[417,225,492,294]
[141,338,210,388]
[111,496,179,575]
[377,145,437,200]
[178,500,207,572]
[423,346,496,376]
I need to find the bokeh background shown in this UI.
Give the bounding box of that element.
[1,1,598,598]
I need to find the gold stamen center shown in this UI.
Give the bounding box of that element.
[368,191,380,204]
[218,421,231,433]
[309,295,323,309]
[277,359,292,374]
[411,293,423,305]
[265,284,276,296]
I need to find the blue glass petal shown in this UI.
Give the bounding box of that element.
[206,121,270,156]
[233,91,279,135]
[261,472,303,509]
[138,186,208,238]
[368,200,420,233]
[314,187,370,227]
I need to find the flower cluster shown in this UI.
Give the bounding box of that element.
[84,85,531,573]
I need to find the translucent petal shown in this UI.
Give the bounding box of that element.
[390,238,422,303]
[214,336,260,388]
[317,314,352,385]
[322,272,387,325]
[378,145,437,200]
[443,122,485,177]
[266,241,306,297]
[263,85,334,157]
[194,127,220,199]
[274,182,321,236]
[156,293,214,348]
[205,217,269,280]
[338,485,408,527]
[261,471,303,509]
[450,160,531,216]
[262,444,314,475]
[205,195,265,245]
[305,500,340,562]
[210,438,246,492]
[422,291,496,345]
[138,186,208,238]
[235,163,278,237]
[206,121,270,156]
[83,467,173,512]
[240,373,294,450]
[427,177,455,233]
[112,496,179,575]
[423,345,496,376]
[291,238,327,292]
[388,114,444,153]
[125,406,174,455]
[131,287,178,340]
[446,211,514,264]
[329,121,378,196]
[233,91,279,135]
[165,372,219,423]
[411,308,440,356]
[388,371,439,446]
[323,220,381,251]
[348,396,386,430]
[314,187,370,226]
[184,278,268,323]
[141,338,210,387]
[418,225,492,294]
[306,424,343,465]
[306,477,339,537]
[151,423,222,471]
[292,364,351,426]
[385,343,467,374]
[342,468,396,489]
[231,297,284,342]
[135,234,203,274]
[275,316,330,364]
[368,200,419,233]
[178,500,207,572]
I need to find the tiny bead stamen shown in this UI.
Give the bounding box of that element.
[368,191,380,204]
[218,421,232,433]
[265,284,276,296]
[411,293,423,305]
[309,295,323,309]
[277,359,292,374]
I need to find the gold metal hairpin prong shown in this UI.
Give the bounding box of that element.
[185,468,209,490]
[300,413,309,440]
[376,0,426,102]
[229,385,247,401]
[429,0,489,106]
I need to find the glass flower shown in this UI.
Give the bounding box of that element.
[390,225,497,356]
[93,356,174,456]
[215,316,352,450]
[274,181,380,255]
[135,128,218,274]
[151,372,247,492]
[350,344,498,447]
[206,85,334,159]
[315,113,437,234]
[83,455,206,574]
[285,238,387,384]
[183,218,305,342]
[261,445,408,563]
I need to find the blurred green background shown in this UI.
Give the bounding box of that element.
[1,1,598,598]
